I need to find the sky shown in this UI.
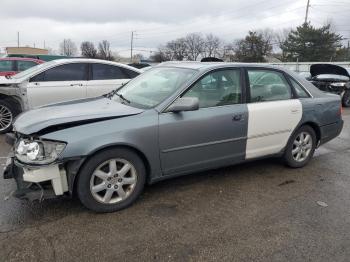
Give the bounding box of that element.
[0,0,349,57]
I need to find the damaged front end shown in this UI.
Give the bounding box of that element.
[3,96,145,201]
[3,132,74,201]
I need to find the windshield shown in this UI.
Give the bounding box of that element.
[116,67,197,108]
[12,61,56,79]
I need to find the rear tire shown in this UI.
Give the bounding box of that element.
[284,125,317,168]
[77,148,146,213]
[342,90,350,107]
[0,99,20,134]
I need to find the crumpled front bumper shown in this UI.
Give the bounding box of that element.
[3,156,69,201]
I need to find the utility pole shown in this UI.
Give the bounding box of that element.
[17,32,19,47]
[304,0,310,24]
[130,31,135,63]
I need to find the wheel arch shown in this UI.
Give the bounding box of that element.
[69,143,152,195]
[0,94,23,112]
[300,121,321,145]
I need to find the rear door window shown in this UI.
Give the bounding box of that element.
[247,69,292,102]
[17,61,38,71]
[91,64,130,80]
[0,60,14,71]
[289,77,310,98]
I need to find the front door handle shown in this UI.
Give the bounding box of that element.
[70,83,83,87]
[232,114,243,121]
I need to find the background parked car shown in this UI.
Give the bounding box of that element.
[309,64,350,107]
[0,58,141,133]
[0,57,44,77]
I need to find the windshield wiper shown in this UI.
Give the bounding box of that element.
[103,83,130,103]
[114,92,130,104]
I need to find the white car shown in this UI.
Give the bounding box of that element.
[0,59,141,133]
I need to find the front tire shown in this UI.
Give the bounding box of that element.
[77,148,146,213]
[342,90,350,107]
[0,99,19,134]
[284,125,317,168]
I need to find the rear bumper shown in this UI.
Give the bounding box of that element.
[320,119,344,145]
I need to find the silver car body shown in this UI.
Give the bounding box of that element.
[5,62,344,198]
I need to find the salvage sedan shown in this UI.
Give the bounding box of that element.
[4,62,344,212]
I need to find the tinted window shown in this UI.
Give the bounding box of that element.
[248,70,292,102]
[17,61,37,71]
[183,69,241,108]
[289,77,310,98]
[31,63,87,82]
[122,68,139,78]
[92,64,130,80]
[0,60,13,71]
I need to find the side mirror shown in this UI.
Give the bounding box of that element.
[166,97,199,113]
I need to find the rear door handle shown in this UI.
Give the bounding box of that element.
[291,108,300,114]
[70,83,83,87]
[232,114,243,121]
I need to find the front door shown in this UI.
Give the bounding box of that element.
[159,68,248,176]
[27,63,88,108]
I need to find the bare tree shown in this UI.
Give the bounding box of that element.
[185,33,205,61]
[203,34,222,58]
[59,39,77,57]
[275,28,292,61]
[166,38,188,60]
[150,49,168,62]
[81,41,97,58]
[98,40,114,60]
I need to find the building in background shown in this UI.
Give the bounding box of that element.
[5,47,48,56]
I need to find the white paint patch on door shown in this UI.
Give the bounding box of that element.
[246,99,302,159]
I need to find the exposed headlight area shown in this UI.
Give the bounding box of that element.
[15,139,66,165]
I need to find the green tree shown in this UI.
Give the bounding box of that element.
[280,23,342,62]
[234,31,272,62]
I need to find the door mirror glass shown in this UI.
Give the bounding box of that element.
[166,97,199,113]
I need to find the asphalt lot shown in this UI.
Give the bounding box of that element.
[0,109,349,262]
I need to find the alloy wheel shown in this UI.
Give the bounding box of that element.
[89,158,138,204]
[292,131,313,162]
[0,105,13,132]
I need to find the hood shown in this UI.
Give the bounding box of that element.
[14,97,144,135]
[0,76,22,85]
[310,64,350,78]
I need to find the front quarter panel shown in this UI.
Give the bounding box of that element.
[41,110,162,180]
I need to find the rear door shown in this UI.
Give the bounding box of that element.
[245,68,302,159]
[27,63,88,108]
[86,63,139,98]
[159,68,248,175]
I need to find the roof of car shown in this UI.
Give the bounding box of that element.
[48,58,142,72]
[157,61,281,71]
[0,57,44,63]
